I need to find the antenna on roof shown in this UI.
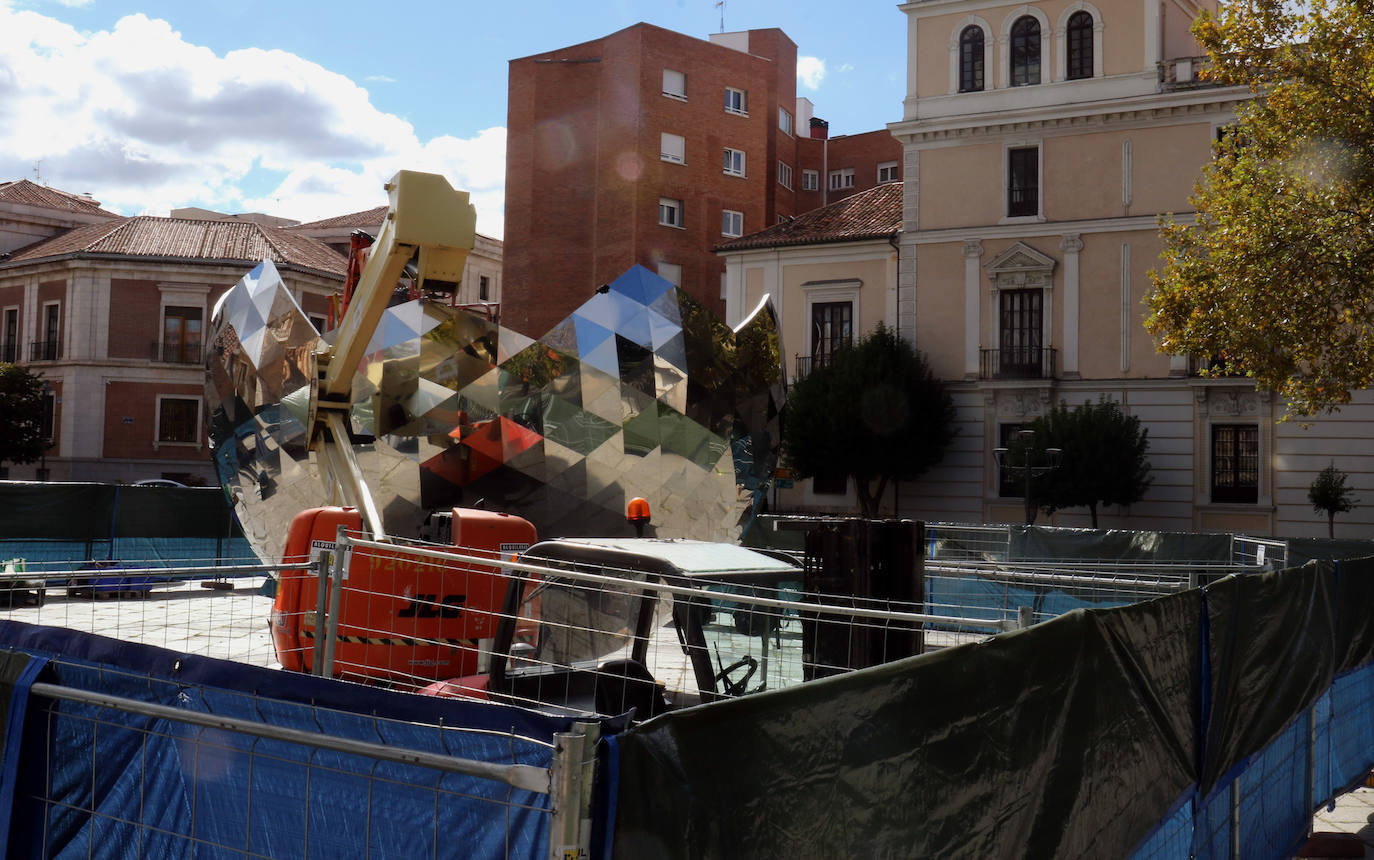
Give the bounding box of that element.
[715,0,725,33]
[32,161,41,184]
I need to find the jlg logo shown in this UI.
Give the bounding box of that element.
[396,595,466,618]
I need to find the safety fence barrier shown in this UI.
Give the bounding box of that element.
[0,623,607,860]
[609,556,1374,859]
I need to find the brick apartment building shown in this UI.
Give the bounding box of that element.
[0,180,344,484]
[502,22,903,338]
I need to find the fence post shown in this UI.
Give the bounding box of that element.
[574,720,601,859]
[549,728,589,860]
[1017,605,1034,630]
[321,526,349,679]
[312,551,332,676]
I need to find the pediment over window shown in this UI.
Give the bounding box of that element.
[984,241,1056,290]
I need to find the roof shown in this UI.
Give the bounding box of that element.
[524,537,800,580]
[290,205,388,230]
[0,180,120,218]
[0,215,346,277]
[714,181,903,253]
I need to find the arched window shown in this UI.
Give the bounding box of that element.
[1010,16,1040,86]
[1066,11,1094,80]
[959,26,984,92]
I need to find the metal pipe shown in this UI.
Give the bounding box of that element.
[28,682,548,793]
[321,527,348,679]
[3,562,313,584]
[312,552,331,676]
[573,720,601,859]
[548,729,587,860]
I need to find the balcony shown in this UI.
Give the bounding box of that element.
[1157,55,1219,91]
[29,340,61,361]
[1189,355,1247,378]
[151,341,203,364]
[980,347,1056,380]
[0,342,17,363]
[794,353,838,381]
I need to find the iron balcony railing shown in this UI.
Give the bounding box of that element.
[30,340,60,361]
[0,342,17,363]
[980,347,1056,380]
[1189,355,1247,377]
[150,340,203,364]
[1008,186,1038,217]
[794,353,840,381]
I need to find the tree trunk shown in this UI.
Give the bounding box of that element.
[1089,502,1099,529]
[1329,511,1335,539]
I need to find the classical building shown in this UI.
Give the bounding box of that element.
[0,191,344,485]
[717,182,903,514]
[875,0,1369,537]
[502,23,903,337]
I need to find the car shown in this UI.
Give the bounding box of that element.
[0,558,45,608]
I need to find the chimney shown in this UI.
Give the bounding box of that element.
[810,117,829,140]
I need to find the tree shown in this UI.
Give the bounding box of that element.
[1145,0,1374,417]
[1017,397,1152,528]
[782,325,954,518]
[0,363,48,471]
[1308,462,1358,538]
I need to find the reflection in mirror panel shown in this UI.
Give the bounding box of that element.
[206,262,783,561]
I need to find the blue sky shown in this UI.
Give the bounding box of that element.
[0,0,908,236]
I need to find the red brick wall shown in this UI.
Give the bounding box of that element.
[822,129,903,204]
[504,24,799,338]
[108,279,161,359]
[103,381,204,460]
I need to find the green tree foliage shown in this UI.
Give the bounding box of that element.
[1308,461,1358,538]
[1018,397,1152,528]
[1145,0,1374,417]
[0,363,48,468]
[782,325,954,518]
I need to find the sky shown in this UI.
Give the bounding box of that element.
[0,0,909,238]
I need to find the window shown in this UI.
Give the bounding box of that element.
[657,262,682,286]
[2,307,16,363]
[777,161,793,189]
[658,197,684,228]
[1010,16,1041,86]
[1212,424,1259,503]
[779,107,793,135]
[829,168,855,191]
[35,302,60,361]
[478,275,490,301]
[959,25,985,92]
[810,301,853,366]
[999,289,1043,377]
[661,132,685,163]
[721,209,743,237]
[877,161,899,183]
[802,169,819,191]
[662,68,686,100]
[161,305,202,364]
[307,313,328,334]
[1067,11,1094,80]
[157,397,200,445]
[723,148,746,177]
[725,87,748,115]
[1008,146,1039,217]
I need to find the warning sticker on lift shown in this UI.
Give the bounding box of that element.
[500,542,529,578]
[309,540,353,580]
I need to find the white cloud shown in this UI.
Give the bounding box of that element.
[0,7,507,236]
[797,56,826,90]
[365,74,396,83]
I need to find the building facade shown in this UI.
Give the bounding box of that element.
[718,182,903,514]
[877,0,1372,538]
[0,201,344,485]
[502,23,903,338]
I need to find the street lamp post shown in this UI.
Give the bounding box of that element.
[993,429,1063,525]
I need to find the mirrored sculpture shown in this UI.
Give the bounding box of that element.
[206,261,783,560]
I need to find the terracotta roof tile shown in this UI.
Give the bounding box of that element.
[0,180,120,218]
[290,205,388,230]
[714,182,903,253]
[1,215,346,277]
